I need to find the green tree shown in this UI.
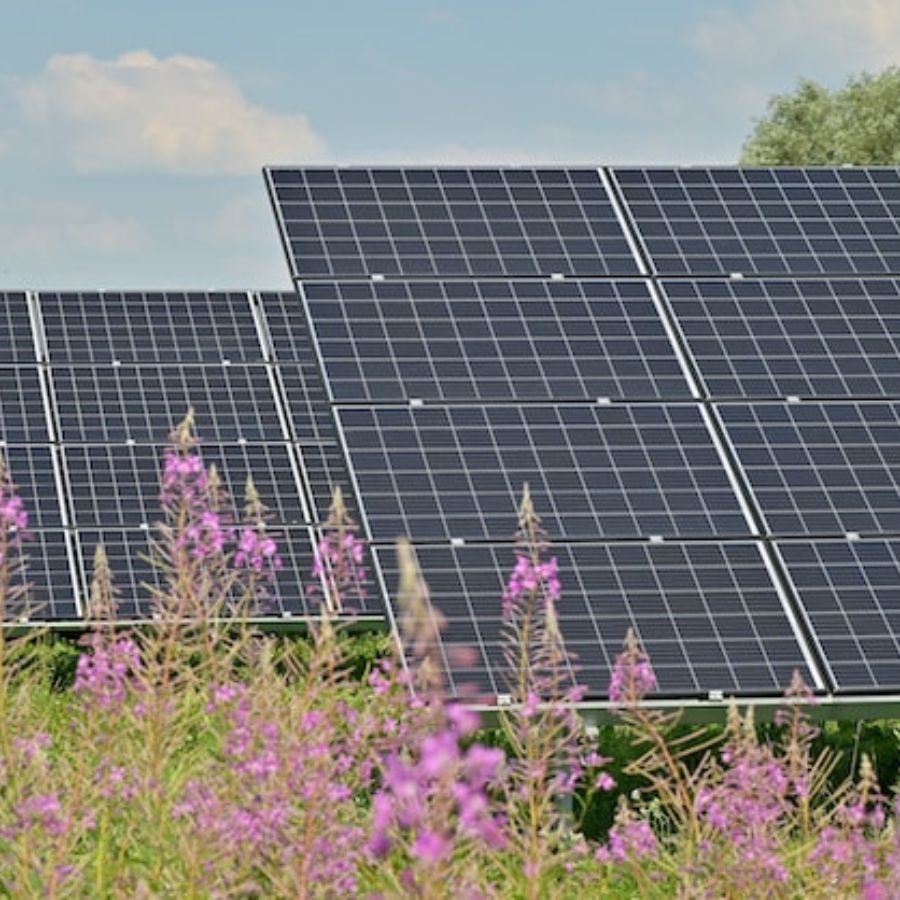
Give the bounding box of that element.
[741,68,900,165]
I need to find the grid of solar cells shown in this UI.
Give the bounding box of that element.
[295,441,359,525]
[39,291,264,364]
[661,279,900,399]
[51,365,286,444]
[301,279,692,402]
[5,446,64,529]
[0,292,37,364]
[267,167,639,278]
[75,530,163,619]
[7,530,79,621]
[373,541,811,697]
[613,167,900,276]
[62,443,308,528]
[337,404,750,542]
[776,539,900,691]
[717,402,900,536]
[0,368,50,443]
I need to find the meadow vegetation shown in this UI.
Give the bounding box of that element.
[0,413,897,897]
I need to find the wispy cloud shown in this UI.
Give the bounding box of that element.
[691,0,900,71]
[11,50,326,174]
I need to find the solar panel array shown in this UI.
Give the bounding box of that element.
[0,290,380,623]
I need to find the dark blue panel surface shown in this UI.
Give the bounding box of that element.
[614,167,900,276]
[8,530,78,621]
[374,541,810,698]
[301,279,691,402]
[62,443,308,528]
[268,167,639,278]
[338,404,750,542]
[718,402,900,536]
[777,539,900,691]
[0,368,49,443]
[0,292,37,365]
[662,279,900,399]
[52,365,285,444]
[39,291,263,365]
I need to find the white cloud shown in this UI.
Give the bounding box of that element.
[0,198,147,262]
[12,50,326,174]
[692,0,900,70]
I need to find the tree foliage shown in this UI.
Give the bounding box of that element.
[741,69,900,165]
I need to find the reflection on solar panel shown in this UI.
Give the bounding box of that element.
[267,167,639,278]
[0,292,38,364]
[0,368,49,443]
[51,366,286,444]
[8,531,79,622]
[39,291,264,364]
[718,402,900,536]
[613,168,900,276]
[62,443,309,528]
[301,279,692,402]
[373,541,813,697]
[661,279,900,399]
[4,446,64,530]
[777,539,900,691]
[338,404,750,542]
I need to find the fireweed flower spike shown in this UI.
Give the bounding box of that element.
[310,487,368,614]
[608,628,658,710]
[0,451,30,615]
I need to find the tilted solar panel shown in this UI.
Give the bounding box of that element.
[0,292,38,364]
[300,279,692,403]
[50,365,287,444]
[61,443,309,529]
[661,279,900,399]
[337,404,751,543]
[613,167,900,276]
[718,401,900,536]
[267,167,639,279]
[0,368,50,443]
[373,541,815,698]
[3,446,65,530]
[776,539,900,692]
[39,291,265,365]
[7,530,80,622]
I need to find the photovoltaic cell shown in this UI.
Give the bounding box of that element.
[0,368,50,443]
[39,291,264,365]
[267,167,639,278]
[301,279,692,403]
[295,441,358,525]
[337,404,750,543]
[7,530,79,621]
[51,365,286,444]
[4,446,64,530]
[718,402,900,536]
[777,539,900,691]
[613,167,900,276]
[0,292,37,364]
[373,541,812,698]
[62,443,309,528]
[661,279,900,399]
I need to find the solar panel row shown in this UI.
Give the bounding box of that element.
[0,290,375,622]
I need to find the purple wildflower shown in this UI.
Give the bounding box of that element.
[608,629,658,709]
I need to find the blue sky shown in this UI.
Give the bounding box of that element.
[0,0,895,288]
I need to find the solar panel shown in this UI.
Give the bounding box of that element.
[62,443,309,529]
[8,530,80,622]
[4,446,64,530]
[51,365,287,444]
[0,292,38,364]
[74,526,370,619]
[295,441,359,525]
[0,368,50,443]
[612,167,900,276]
[373,541,814,698]
[337,404,751,542]
[300,279,692,403]
[39,291,264,365]
[267,167,639,279]
[718,401,900,536]
[776,539,900,691]
[661,279,900,399]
